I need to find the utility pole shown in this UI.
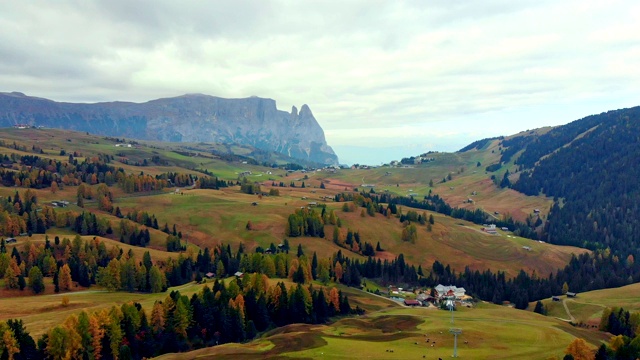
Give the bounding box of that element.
[449,328,462,358]
[447,296,455,324]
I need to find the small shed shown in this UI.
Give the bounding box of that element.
[234,271,244,278]
[552,296,561,302]
[566,292,577,298]
[5,238,17,244]
[205,272,215,279]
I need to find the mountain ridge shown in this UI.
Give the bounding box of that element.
[0,92,338,165]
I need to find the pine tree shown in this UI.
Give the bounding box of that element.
[297,244,304,258]
[533,300,546,315]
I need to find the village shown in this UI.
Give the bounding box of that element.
[367,283,473,309]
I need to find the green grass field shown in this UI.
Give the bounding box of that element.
[535,283,640,327]
[156,298,606,360]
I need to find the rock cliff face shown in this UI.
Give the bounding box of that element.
[0,92,338,164]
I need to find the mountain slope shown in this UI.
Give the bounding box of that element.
[0,92,338,165]
[511,106,640,254]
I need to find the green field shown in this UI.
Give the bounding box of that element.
[535,283,640,327]
[110,186,585,278]
[156,299,606,360]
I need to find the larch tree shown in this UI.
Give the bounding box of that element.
[334,262,343,283]
[59,264,72,291]
[564,338,593,360]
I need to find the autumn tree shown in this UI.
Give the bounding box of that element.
[50,181,59,194]
[329,287,340,312]
[0,323,19,360]
[3,266,18,290]
[59,264,72,291]
[564,338,593,360]
[334,262,343,283]
[97,259,121,291]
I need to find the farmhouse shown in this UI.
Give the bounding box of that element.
[501,227,509,231]
[205,272,215,279]
[416,293,435,304]
[552,296,561,302]
[566,292,577,298]
[522,246,531,251]
[483,224,497,234]
[4,238,17,244]
[434,284,466,299]
[234,272,244,278]
[404,299,421,307]
[0,160,13,168]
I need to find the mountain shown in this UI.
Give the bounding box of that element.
[0,92,338,165]
[462,106,640,262]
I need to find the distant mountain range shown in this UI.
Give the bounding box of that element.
[0,92,338,165]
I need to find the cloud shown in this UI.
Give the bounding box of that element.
[0,0,639,163]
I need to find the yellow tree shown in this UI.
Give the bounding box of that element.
[50,181,58,194]
[1,325,20,360]
[288,259,300,281]
[565,338,593,360]
[3,266,18,290]
[150,301,165,333]
[59,264,72,291]
[334,262,343,283]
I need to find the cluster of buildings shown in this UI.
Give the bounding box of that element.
[388,284,468,307]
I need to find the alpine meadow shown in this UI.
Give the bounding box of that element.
[2,2,640,359]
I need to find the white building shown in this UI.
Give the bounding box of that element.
[434,284,466,299]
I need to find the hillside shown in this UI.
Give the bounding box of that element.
[0,128,584,278]
[157,300,604,360]
[0,92,338,164]
[0,120,628,360]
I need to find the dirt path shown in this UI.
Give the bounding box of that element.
[556,299,576,323]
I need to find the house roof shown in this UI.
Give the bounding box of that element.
[404,299,421,305]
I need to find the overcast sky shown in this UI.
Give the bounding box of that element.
[2,1,639,164]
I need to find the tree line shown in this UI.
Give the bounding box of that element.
[0,276,357,359]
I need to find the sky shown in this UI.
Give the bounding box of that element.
[1,1,639,164]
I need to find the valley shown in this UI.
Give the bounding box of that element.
[1,108,639,360]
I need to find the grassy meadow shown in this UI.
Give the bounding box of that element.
[156,299,606,360]
[535,282,640,327]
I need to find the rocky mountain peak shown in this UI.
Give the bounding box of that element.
[0,92,339,164]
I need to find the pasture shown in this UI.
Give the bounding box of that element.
[156,300,605,360]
